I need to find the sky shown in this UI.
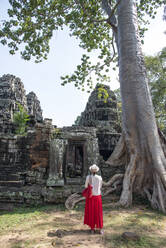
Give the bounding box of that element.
[0,1,166,127]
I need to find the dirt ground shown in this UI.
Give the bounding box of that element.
[0,208,104,248]
[0,198,166,248]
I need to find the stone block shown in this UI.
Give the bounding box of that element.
[122,232,140,241]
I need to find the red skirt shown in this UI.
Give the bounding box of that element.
[84,195,103,230]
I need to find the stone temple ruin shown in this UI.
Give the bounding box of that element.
[0,74,122,205]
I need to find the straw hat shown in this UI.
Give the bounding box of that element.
[89,164,99,172]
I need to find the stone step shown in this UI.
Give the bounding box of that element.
[0,180,24,187]
[0,198,24,204]
[0,165,25,169]
[0,168,18,172]
[0,168,22,174]
[0,174,21,181]
[0,203,14,211]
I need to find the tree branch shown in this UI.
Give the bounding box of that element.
[102,0,121,32]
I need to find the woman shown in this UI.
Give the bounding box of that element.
[84,164,103,234]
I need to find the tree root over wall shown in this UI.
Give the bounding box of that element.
[65,130,166,212]
[65,173,124,210]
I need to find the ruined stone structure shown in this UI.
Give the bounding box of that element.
[26,91,43,123]
[0,123,51,204]
[0,74,27,134]
[78,84,119,130]
[47,126,99,186]
[0,74,43,134]
[77,85,120,159]
[0,76,122,205]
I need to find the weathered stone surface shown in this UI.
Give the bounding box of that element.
[26,91,43,123]
[56,126,100,183]
[0,185,44,205]
[0,120,51,203]
[0,74,43,135]
[0,203,14,211]
[28,122,51,169]
[122,232,140,241]
[42,187,64,203]
[76,84,121,164]
[74,84,122,180]
[47,138,65,186]
[47,229,66,238]
[78,84,120,131]
[0,74,27,134]
[0,76,122,206]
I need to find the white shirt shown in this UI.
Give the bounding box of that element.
[85,174,102,196]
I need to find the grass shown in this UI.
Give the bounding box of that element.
[0,204,65,234]
[102,201,166,248]
[0,200,166,248]
[103,233,166,248]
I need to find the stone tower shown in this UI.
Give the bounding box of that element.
[0,74,27,133]
[0,74,43,134]
[77,84,121,161]
[78,84,119,132]
[26,91,43,123]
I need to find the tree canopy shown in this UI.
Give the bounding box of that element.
[0,0,165,91]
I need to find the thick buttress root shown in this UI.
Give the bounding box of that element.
[65,174,124,210]
[65,130,166,212]
[144,173,166,213]
[118,153,138,207]
[106,134,127,167]
[65,193,85,210]
[107,130,166,212]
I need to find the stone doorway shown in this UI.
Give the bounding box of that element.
[65,140,85,179]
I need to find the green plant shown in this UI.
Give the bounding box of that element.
[97,84,109,103]
[13,103,30,135]
[51,127,62,139]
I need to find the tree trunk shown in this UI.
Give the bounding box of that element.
[109,0,166,212]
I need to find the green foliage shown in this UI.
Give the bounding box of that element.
[0,204,65,234]
[0,0,165,92]
[145,47,166,133]
[74,115,81,125]
[13,103,30,135]
[97,83,109,103]
[51,127,61,138]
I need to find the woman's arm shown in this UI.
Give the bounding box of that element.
[100,177,102,189]
[85,175,89,188]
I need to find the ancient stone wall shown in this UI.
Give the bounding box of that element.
[0,120,52,204]
[0,77,123,206]
[0,123,101,205]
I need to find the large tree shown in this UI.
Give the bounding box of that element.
[115,48,166,134]
[1,0,166,212]
[108,0,166,211]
